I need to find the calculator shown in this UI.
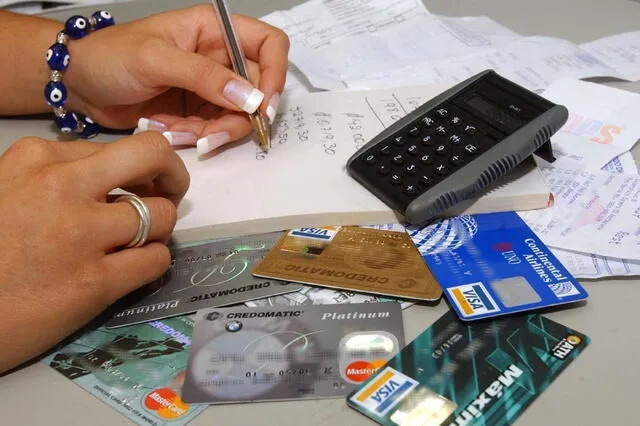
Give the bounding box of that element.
[346,70,568,225]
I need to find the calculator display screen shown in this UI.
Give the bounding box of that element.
[464,94,524,132]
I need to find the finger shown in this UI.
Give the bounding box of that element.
[138,39,265,115]
[99,242,171,303]
[231,16,289,117]
[195,113,253,155]
[100,196,177,249]
[70,131,190,205]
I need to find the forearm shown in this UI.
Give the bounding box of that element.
[0,11,62,115]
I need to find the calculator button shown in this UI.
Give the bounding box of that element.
[403,184,418,196]
[449,155,464,166]
[419,175,432,186]
[376,164,391,175]
[406,144,419,155]
[421,135,434,146]
[379,145,392,156]
[421,116,435,127]
[408,126,420,137]
[464,125,477,135]
[420,154,433,165]
[392,154,404,165]
[449,134,462,145]
[365,154,377,164]
[436,108,448,118]
[389,174,403,185]
[404,163,418,175]
[435,164,449,176]
[464,144,480,155]
[393,135,406,146]
[435,126,447,136]
[450,116,462,126]
[434,145,447,155]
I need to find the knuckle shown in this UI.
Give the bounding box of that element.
[149,243,172,271]
[137,131,172,163]
[190,59,222,86]
[5,137,53,161]
[154,198,178,232]
[273,27,290,51]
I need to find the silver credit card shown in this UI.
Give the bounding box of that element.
[106,233,303,328]
[182,303,405,404]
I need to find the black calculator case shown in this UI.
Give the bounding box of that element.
[346,70,568,225]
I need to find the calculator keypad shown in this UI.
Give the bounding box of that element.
[353,102,501,210]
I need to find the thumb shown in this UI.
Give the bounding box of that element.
[138,39,264,114]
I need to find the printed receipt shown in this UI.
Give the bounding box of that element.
[518,167,640,261]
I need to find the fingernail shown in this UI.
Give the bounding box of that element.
[138,117,167,132]
[196,132,230,155]
[132,127,143,134]
[266,92,281,124]
[162,131,197,146]
[223,80,264,114]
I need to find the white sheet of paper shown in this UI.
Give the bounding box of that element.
[518,167,640,260]
[550,247,640,279]
[541,79,640,166]
[261,0,433,90]
[261,0,525,90]
[602,152,639,175]
[346,37,620,92]
[581,31,640,81]
[172,84,549,243]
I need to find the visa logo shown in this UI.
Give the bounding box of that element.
[350,367,418,417]
[289,227,339,241]
[448,283,500,318]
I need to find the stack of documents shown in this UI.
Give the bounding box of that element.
[264,0,640,93]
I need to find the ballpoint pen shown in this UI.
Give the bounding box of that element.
[212,0,271,152]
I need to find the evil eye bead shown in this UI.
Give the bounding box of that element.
[92,10,115,30]
[64,15,90,39]
[78,116,101,139]
[54,111,79,133]
[44,81,67,107]
[45,43,70,71]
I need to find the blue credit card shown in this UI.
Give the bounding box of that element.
[406,211,588,320]
[347,311,590,426]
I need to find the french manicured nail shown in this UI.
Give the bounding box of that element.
[132,127,143,134]
[196,132,230,155]
[265,92,280,124]
[137,117,167,132]
[223,80,264,114]
[162,131,197,146]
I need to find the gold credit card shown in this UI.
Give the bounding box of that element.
[253,227,442,301]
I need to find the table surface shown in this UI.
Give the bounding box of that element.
[1,1,639,425]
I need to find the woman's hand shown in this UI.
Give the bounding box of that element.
[65,4,290,150]
[0,132,188,374]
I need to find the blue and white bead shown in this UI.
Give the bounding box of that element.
[64,15,90,39]
[91,10,115,30]
[78,116,101,139]
[44,81,67,107]
[54,111,80,133]
[45,43,70,71]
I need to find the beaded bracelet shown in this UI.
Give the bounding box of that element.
[44,11,115,138]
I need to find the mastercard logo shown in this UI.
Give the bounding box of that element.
[144,388,191,420]
[344,360,387,383]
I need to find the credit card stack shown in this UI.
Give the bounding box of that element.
[43,212,591,426]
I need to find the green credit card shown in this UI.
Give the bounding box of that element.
[347,311,589,426]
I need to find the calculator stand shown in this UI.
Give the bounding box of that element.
[533,140,555,163]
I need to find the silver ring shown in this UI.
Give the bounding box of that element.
[115,194,151,248]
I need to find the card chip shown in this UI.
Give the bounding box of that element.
[490,276,541,307]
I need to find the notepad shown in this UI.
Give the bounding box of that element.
[172,85,551,243]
